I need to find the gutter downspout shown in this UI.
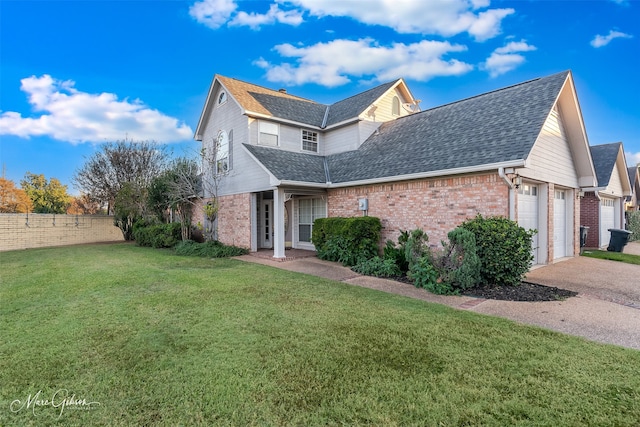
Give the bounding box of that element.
[498,167,516,221]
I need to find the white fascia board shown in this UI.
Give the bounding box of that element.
[323,117,361,131]
[279,180,328,188]
[194,76,218,141]
[328,160,527,188]
[246,111,323,130]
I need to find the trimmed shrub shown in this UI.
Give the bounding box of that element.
[460,214,535,286]
[627,211,640,241]
[408,256,443,293]
[404,229,429,271]
[352,256,402,278]
[174,240,249,257]
[133,221,182,248]
[383,230,410,273]
[431,227,481,292]
[313,217,381,266]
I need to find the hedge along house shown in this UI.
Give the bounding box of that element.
[580,142,632,248]
[194,71,597,265]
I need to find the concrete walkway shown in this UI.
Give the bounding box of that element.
[236,242,640,351]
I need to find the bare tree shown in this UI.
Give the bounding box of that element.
[73,140,169,214]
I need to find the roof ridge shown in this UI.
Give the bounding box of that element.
[420,70,570,114]
[217,75,319,104]
[329,79,399,107]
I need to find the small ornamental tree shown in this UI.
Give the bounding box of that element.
[460,214,535,286]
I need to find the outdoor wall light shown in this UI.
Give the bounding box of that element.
[512,175,522,189]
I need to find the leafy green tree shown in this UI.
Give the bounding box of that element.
[20,172,71,213]
[162,157,201,241]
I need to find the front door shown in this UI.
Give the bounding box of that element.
[518,183,539,264]
[261,200,273,248]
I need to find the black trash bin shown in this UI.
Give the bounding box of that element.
[606,229,633,252]
[580,226,589,251]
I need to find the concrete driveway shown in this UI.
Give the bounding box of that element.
[238,242,640,350]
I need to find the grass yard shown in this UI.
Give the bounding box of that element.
[582,249,640,265]
[1,243,639,426]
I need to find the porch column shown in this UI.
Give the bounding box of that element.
[273,187,286,259]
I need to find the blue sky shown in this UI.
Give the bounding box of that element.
[1,0,638,194]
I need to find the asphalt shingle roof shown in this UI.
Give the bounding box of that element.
[325,81,397,126]
[244,144,327,183]
[219,75,398,128]
[244,71,571,185]
[590,142,621,187]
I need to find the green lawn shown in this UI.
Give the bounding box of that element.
[582,249,640,265]
[1,243,639,426]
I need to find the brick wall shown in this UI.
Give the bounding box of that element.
[0,214,124,251]
[327,172,509,246]
[217,193,252,249]
[580,191,600,248]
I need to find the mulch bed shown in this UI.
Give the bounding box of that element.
[461,282,578,302]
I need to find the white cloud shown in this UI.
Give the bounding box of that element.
[283,0,514,40]
[190,0,303,30]
[483,40,536,77]
[255,38,473,87]
[230,3,303,29]
[591,30,633,48]
[626,151,640,167]
[190,0,513,39]
[0,75,193,144]
[189,0,237,29]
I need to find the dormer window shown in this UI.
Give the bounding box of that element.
[301,130,318,153]
[392,96,400,116]
[218,91,227,106]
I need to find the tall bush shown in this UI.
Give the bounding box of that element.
[431,227,481,291]
[312,217,381,266]
[460,214,535,286]
[627,211,640,242]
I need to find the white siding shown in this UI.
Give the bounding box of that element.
[605,162,624,197]
[363,87,413,122]
[323,123,360,155]
[201,89,273,196]
[525,108,579,188]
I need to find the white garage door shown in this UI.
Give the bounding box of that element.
[518,184,539,264]
[554,190,567,258]
[600,198,616,247]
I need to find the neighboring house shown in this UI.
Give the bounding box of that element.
[194,70,597,265]
[626,165,640,211]
[580,142,632,248]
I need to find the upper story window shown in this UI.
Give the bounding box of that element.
[392,96,400,116]
[259,121,279,146]
[218,91,227,106]
[215,130,231,174]
[301,129,318,153]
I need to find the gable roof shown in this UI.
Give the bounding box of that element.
[590,142,622,187]
[629,165,639,189]
[324,80,397,126]
[195,75,409,138]
[246,71,580,186]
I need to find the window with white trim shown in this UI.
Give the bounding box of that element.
[301,129,318,152]
[602,198,615,207]
[215,130,230,174]
[392,96,400,116]
[298,198,326,242]
[218,91,227,106]
[259,121,279,146]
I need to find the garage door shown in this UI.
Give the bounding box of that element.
[600,198,616,247]
[554,190,567,258]
[518,184,539,264]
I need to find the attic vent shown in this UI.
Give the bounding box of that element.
[278,88,287,94]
